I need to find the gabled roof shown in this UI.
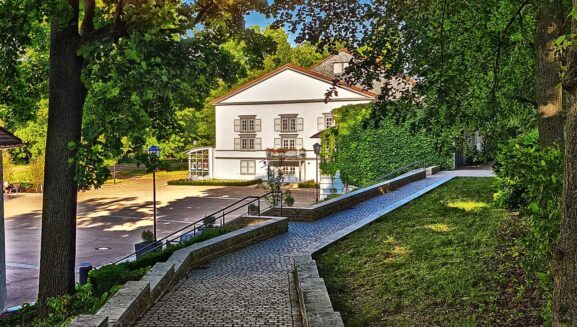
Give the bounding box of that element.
[0,127,22,149]
[211,63,377,105]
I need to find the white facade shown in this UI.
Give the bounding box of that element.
[190,62,375,182]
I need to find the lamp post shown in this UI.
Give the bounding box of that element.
[148,145,161,241]
[313,143,321,203]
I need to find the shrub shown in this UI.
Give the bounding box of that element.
[141,230,154,243]
[248,203,260,215]
[493,131,563,312]
[298,180,318,188]
[284,194,295,206]
[167,179,261,186]
[203,215,216,227]
[89,228,226,297]
[2,284,118,327]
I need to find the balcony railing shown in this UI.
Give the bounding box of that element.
[266,148,307,159]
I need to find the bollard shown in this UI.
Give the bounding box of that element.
[79,262,93,285]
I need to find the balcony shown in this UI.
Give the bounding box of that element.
[266,148,307,159]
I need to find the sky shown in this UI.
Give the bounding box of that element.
[245,11,297,45]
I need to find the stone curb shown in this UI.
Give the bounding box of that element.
[293,171,453,327]
[70,216,288,327]
[266,168,428,221]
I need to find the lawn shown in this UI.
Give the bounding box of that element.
[315,178,544,327]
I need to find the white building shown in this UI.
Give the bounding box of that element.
[187,52,376,182]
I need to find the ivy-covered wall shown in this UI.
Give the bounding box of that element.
[321,104,452,186]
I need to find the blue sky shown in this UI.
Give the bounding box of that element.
[245,11,297,45]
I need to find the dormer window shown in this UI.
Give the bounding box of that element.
[333,62,350,75]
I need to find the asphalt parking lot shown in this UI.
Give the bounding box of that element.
[4,176,265,307]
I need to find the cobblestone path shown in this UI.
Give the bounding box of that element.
[136,176,451,326]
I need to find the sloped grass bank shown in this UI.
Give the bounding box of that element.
[315,178,544,327]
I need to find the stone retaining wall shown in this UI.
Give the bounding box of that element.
[293,255,344,327]
[71,217,288,327]
[267,169,427,221]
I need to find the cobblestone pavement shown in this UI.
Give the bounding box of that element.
[136,176,450,327]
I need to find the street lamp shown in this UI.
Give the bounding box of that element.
[313,143,321,203]
[148,145,161,241]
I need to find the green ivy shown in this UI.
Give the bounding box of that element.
[321,104,452,186]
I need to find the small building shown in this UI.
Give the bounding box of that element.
[187,51,377,182]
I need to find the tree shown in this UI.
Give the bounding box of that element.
[553,2,577,323]
[0,0,273,314]
[275,0,537,156]
[535,0,565,147]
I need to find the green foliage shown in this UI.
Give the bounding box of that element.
[321,104,452,186]
[3,284,118,327]
[297,180,318,188]
[316,178,544,326]
[167,178,262,186]
[277,0,537,156]
[493,131,562,306]
[141,230,154,243]
[257,157,294,207]
[89,228,225,297]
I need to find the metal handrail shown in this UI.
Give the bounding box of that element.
[111,191,283,265]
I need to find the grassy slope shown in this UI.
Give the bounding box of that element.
[316,178,543,327]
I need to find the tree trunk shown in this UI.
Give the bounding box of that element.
[554,88,577,326]
[37,15,85,315]
[535,0,564,147]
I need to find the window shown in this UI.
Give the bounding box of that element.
[235,118,260,132]
[282,138,296,149]
[241,137,255,150]
[333,62,350,75]
[281,117,297,131]
[240,160,256,175]
[325,116,335,128]
[240,118,255,132]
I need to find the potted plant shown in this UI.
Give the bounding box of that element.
[134,230,160,259]
[248,203,260,216]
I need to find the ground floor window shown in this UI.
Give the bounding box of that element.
[188,148,210,179]
[240,160,256,175]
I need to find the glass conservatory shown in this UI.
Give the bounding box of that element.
[186,147,213,180]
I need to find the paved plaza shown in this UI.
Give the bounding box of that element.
[136,174,455,326]
[4,176,265,307]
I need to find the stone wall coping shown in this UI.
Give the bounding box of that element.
[308,168,426,210]
[71,216,288,327]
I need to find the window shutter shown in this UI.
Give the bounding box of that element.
[297,118,304,131]
[296,138,303,149]
[274,138,281,148]
[255,119,261,132]
[274,118,281,132]
[248,161,256,174]
[234,119,241,132]
[255,138,262,150]
[317,117,325,131]
[234,138,240,150]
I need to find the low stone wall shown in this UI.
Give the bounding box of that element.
[266,169,427,221]
[71,216,288,327]
[294,255,344,327]
[426,165,441,176]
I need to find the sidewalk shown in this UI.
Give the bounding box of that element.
[136,175,456,326]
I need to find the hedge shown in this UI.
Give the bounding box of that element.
[321,104,452,186]
[167,178,262,186]
[89,228,226,297]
